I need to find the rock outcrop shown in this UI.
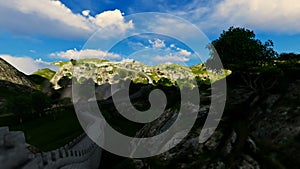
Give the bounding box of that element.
[127,74,300,169]
[0,58,34,88]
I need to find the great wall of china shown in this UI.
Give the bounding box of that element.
[0,126,102,169]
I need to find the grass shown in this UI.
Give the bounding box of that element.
[77,58,109,63]
[1,107,83,151]
[33,68,56,80]
[53,61,70,67]
[0,114,16,125]
[99,106,144,137]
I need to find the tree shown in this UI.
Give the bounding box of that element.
[206,27,277,71]
[278,52,300,61]
[5,92,51,123]
[5,94,32,123]
[31,92,51,116]
[157,77,173,87]
[70,59,77,65]
[58,76,71,89]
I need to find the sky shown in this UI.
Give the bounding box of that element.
[0,0,300,74]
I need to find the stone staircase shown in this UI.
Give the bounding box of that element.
[0,127,102,169]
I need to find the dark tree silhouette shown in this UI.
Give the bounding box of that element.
[278,52,300,61]
[5,94,32,123]
[206,27,277,71]
[31,92,51,116]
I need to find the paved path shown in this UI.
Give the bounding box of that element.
[60,135,102,169]
[69,136,92,151]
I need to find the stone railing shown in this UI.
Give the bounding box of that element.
[0,126,102,169]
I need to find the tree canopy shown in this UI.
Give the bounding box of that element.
[278,52,300,61]
[206,27,277,71]
[5,91,51,123]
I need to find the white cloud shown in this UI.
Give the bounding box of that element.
[29,50,36,53]
[90,9,133,36]
[167,0,210,23]
[178,49,191,57]
[0,1,133,39]
[82,10,90,17]
[156,0,300,34]
[172,0,300,34]
[205,0,300,33]
[153,55,189,64]
[151,44,193,64]
[147,38,192,58]
[0,55,57,75]
[121,58,135,62]
[147,16,200,39]
[148,38,166,49]
[50,49,121,60]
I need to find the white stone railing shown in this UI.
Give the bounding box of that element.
[0,126,102,169]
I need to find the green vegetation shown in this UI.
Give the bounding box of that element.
[52,58,230,90]
[1,107,82,151]
[53,61,69,67]
[278,52,300,61]
[4,91,51,123]
[0,76,82,151]
[33,68,56,80]
[156,77,173,87]
[76,58,109,64]
[206,27,277,71]
[70,59,77,65]
[209,27,300,169]
[2,26,300,169]
[0,82,18,99]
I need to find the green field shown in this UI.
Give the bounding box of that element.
[0,107,83,151]
[33,68,56,80]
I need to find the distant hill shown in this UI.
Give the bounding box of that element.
[51,59,231,89]
[0,58,37,113]
[0,58,34,88]
[33,68,56,80]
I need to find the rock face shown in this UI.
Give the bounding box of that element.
[0,58,33,88]
[51,59,230,89]
[127,74,300,169]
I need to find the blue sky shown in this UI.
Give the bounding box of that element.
[0,0,300,74]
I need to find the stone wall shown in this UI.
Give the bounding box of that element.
[0,127,102,169]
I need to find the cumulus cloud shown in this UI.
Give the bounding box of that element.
[171,0,300,34]
[177,49,191,57]
[153,0,300,34]
[0,1,133,39]
[147,16,200,39]
[153,55,189,64]
[204,0,300,33]
[152,47,192,64]
[90,9,133,36]
[138,39,193,64]
[0,55,57,75]
[50,49,121,60]
[82,10,90,17]
[148,38,166,49]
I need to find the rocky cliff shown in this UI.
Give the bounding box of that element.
[121,72,300,169]
[0,58,33,88]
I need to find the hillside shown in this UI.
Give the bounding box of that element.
[33,68,56,80]
[0,58,34,88]
[99,63,300,169]
[51,59,231,89]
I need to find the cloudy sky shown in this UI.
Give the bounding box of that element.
[0,0,300,74]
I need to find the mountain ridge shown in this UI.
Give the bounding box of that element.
[50,59,231,89]
[0,58,34,88]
